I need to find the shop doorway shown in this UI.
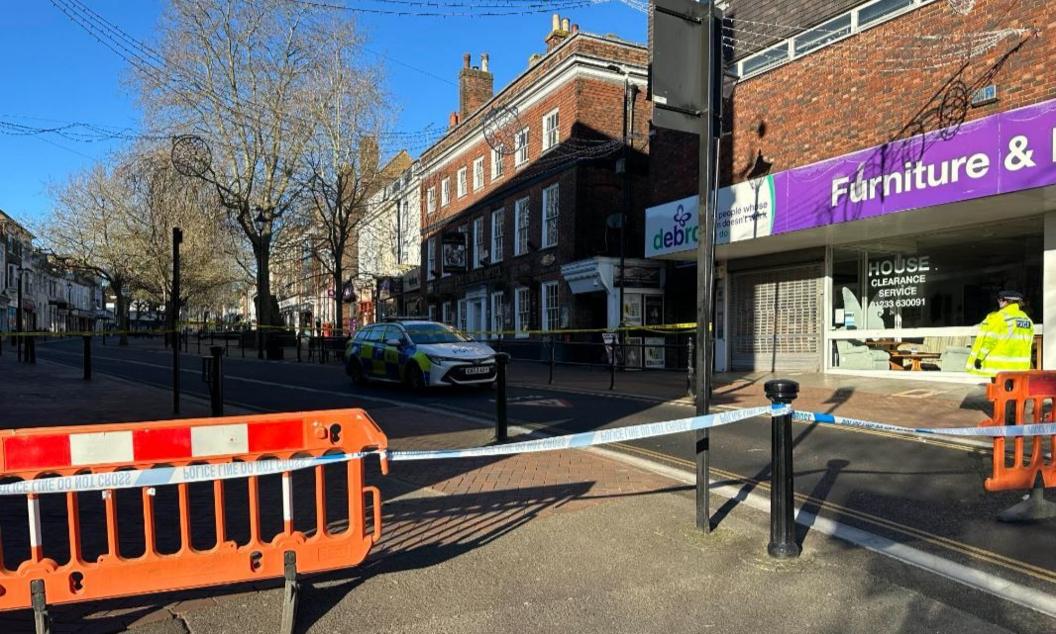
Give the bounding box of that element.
[731,265,822,371]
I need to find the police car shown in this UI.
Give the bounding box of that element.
[344,319,498,389]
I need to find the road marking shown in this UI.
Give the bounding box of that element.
[610,442,1056,586]
[590,443,1056,618]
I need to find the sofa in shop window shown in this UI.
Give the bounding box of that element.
[895,336,972,372]
[834,339,891,370]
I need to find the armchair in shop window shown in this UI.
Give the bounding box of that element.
[834,339,890,371]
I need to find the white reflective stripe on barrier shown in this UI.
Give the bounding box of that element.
[0,405,786,496]
[386,405,786,462]
[793,411,1056,438]
[0,453,372,497]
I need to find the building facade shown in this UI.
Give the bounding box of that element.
[647,0,1055,378]
[414,15,653,350]
[0,210,36,333]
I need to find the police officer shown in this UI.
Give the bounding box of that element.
[966,290,1034,376]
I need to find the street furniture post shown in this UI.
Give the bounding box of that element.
[765,379,801,559]
[495,353,510,443]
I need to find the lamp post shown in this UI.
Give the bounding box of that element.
[254,206,267,360]
[16,265,27,362]
[66,281,73,333]
[606,64,638,335]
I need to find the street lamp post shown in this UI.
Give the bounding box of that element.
[66,281,73,334]
[16,266,26,362]
[254,207,267,360]
[606,64,639,337]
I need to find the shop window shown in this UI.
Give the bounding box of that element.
[830,219,1043,373]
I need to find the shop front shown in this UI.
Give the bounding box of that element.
[646,96,1056,379]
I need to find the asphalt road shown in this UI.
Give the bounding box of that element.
[38,337,1056,599]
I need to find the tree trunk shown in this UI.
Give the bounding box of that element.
[253,238,273,327]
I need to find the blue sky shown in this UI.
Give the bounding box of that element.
[0,1,645,226]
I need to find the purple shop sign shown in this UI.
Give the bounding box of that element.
[772,97,1056,236]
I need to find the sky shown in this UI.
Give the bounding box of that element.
[0,0,646,228]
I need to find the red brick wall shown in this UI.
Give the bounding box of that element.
[651,0,1055,201]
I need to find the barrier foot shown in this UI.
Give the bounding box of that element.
[31,579,51,634]
[997,483,1056,523]
[280,550,299,634]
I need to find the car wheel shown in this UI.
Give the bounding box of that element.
[348,359,368,385]
[405,364,426,392]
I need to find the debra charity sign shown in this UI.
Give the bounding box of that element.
[646,97,1056,258]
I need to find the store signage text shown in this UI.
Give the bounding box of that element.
[831,133,1050,208]
[869,255,930,309]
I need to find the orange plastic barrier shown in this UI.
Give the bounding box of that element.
[980,371,1056,492]
[0,409,388,617]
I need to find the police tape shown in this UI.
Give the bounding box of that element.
[793,411,1056,438]
[387,405,785,462]
[0,405,783,496]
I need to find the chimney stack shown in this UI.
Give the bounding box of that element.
[458,52,494,120]
[545,13,573,51]
[449,111,460,129]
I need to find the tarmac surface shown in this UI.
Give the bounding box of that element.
[0,336,1052,632]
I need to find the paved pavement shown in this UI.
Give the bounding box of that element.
[2,338,1053,631]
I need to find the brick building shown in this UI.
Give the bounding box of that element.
[413,15,653,355]
[647,0,1055,376]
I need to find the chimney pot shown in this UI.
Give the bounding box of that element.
[551,14,560,31]
[449,112,460,128]
[572,24,579,34]
[481,53,490,72]
[463,53,471,68]
[561,18,570,31]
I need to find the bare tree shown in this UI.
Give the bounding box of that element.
[136,0,330,333]
[300,18,391,335]
[45,164,141,345]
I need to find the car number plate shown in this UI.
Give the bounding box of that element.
[464,365,492,375]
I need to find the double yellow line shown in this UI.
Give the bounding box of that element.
[610,441,1056,586]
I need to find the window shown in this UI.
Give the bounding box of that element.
[858,0,914,28]
[491,148,504,180]
[491,209,504,262]
[515,127,530,167]
[514,287,530,337]
[457,167,468,198]
[473,217,485,269]
[793,14,852,56]
[490,292,504,339]
[441,302,452,325]
[426,238,436,279]
[441,178,450,206]
[541,281,560,332]
[542,183,559,248]
[514,197,530,256]
[473,157,484,190]
[427,187,436,214]
[428,305,437,321]
[741,44,790,76]
[542,109,559,151]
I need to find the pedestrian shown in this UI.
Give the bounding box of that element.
[966,290,1034,376]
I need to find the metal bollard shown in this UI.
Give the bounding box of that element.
[548,338,555,385]
[495,353,510,443]
[296,335,302,363]
[241,330,246,358]
[764,379,800,559]
[197,331,202,354]
[202,345,224,417]
[83,335,92,381]
[609,341,617,391]
[225,332,230,356]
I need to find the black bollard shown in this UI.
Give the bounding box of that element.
[609,340,617,391]
[209,345,224,416]
[296,335,302,363]
[240,330,245,359]
[765,379,801,559]
[495,353,510,443]
[83,335,92,381]
[548,338,555,385]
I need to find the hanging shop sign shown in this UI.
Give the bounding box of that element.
[441,232,467,273]
[646,96,1056,258]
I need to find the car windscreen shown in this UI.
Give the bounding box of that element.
[404,323,471,345]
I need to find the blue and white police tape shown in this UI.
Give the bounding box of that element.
[792,411,1056,438]
[0,405,783,496]
[386,404,785,462]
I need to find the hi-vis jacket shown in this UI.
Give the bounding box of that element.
[966,303,1034,376]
